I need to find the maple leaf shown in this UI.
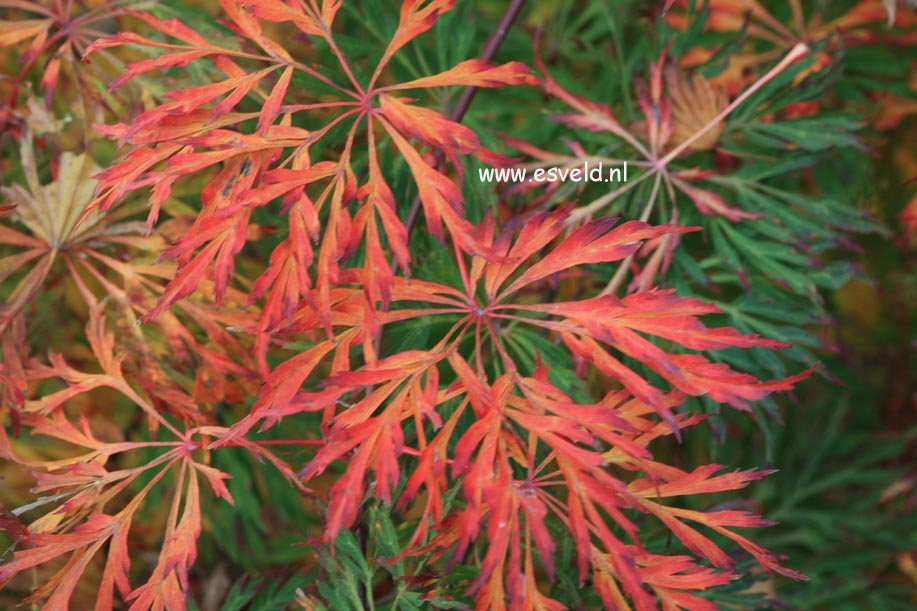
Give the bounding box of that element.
[0,420,243,610]
[20,299,190,434]
[0,130,105,333]
[82,0,535,348]
[0,314,28,428]
[594,549,730,611]
[0,0,142,113]
[0,409,179,609]
[524,40,810,231]
[0,310,296,609]
[664,65,728,153]
[665,0,917,96]
[228,208,809,608]
[1,121,262,421]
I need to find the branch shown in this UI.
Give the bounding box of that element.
[400,0,529,247]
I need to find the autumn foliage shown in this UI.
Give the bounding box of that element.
[1,1,914,609]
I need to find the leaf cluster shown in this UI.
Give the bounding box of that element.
[0,1,914,610]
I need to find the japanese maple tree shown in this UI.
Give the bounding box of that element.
[1,1,912,610]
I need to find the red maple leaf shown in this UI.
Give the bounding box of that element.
[223,208,810,607]
[82,0,535,362]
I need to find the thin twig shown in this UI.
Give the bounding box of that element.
[400,0,529,247]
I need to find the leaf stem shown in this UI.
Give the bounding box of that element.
[601,172,663,296]
[656,42,809,168]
